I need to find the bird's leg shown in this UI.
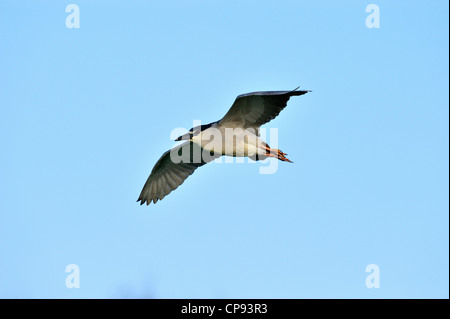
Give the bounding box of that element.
[263,145,293,163]
[277,151,293,163]
[277,149,288,156]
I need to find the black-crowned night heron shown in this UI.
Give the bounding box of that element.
[138,87,310,205]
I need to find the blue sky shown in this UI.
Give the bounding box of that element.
[0,1,448,298]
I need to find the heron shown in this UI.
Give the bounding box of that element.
[137,87,310,205]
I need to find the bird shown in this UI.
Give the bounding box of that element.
[137,87,310,205]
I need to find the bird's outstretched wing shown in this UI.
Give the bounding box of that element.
[219,88,310,131]
[137,141,220,205]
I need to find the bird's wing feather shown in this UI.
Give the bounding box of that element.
[219,89,310,131]
[137,141,220,205]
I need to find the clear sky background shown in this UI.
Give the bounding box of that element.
[0,1,448,299]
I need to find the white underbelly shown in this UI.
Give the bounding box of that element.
[193,126,265,157]
[222,128,262,157]
[232,139,259,157]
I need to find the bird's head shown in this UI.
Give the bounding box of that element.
[175,128,200,141]
[174,122,218,141]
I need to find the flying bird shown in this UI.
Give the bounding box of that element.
[137,87,310,205]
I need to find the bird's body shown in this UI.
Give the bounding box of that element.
[191,123,266,158]
[138,87,310,205]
